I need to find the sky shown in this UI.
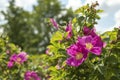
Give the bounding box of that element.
[0,0,120,33]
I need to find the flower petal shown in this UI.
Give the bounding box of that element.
[83,26,97,37]
[91,47,102,55]
[66,57,84,67]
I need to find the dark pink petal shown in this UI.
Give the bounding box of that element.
[83,26,97,37]
[66,57,84,67]
[81,47,88,59]
[10,54,17,61]
[91,47,101,55]
[77,36,93,46]
[84,36,93,43]
[92,36,103,47]
[77,37,86,46]
[67,44,79,57]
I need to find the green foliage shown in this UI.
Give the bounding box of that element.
[0,35,43,79]
[74,2,103,28]
[40,2,120,80]
[0,1,120,80]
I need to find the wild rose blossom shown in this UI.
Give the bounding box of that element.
[65,22,72,39]
[50,18,58,29]
[7,52,28,68]
[16,52,28,64]
[66,44,88,67]
[77,35,103,55]
[24,71,41,80]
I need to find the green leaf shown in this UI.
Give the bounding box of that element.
[96,9,104,13]
[72,18,77,24]
[51,31,63,44]
[105,55,118,65]
[110,31,117,41]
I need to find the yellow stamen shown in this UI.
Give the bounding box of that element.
[30,78,34,80]
[86,43,93,50]
[76,53,83,60]
[17,58,21,62]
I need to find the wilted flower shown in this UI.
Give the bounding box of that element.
[65,22,72,39]
[24,71,41,80]
[50,18,58,29]
[78,35,103,55]
[83,26,97,37]
[66,44,88,67]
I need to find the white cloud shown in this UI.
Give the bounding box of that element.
[0,0,37,12]
[106,0,120,6]
[0,0,37,25]
[0,13,4,20]
[0,0,9,11]
[66,0,82,10]
[113,10,120,28]
[99,13,108,18]
[0,0,8,25]
[15,0,37,11]
[115,10,120,23]
[99,9,120,32]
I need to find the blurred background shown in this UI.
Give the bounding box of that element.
[0,0,120,54]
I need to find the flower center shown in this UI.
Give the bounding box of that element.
[75,53,83,60]
[30,78,34,80]
[17,57,21,62]
[86,43,93,50]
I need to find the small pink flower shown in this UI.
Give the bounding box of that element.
[7,52,28,68]
[16,52,28,64]
[66,44,88,67]
[24,71,41,80]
